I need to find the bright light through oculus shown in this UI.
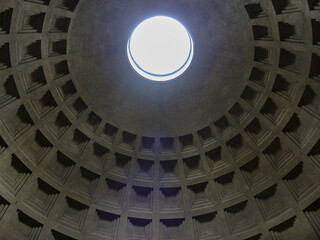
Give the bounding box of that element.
[127,16,194,81]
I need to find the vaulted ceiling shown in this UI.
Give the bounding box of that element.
[0,0,319,239]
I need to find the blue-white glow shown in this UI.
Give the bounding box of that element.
[127,16,194,81]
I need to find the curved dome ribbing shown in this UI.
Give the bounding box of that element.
[0,0,319,240]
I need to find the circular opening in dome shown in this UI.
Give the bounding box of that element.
[127,16,194,82]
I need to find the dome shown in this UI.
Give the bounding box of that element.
[0,0,319,239]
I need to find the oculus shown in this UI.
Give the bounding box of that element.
[127,16,194,81]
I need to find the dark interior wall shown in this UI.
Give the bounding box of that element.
[0,0,319,239]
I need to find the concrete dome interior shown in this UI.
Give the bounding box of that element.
[0,0,319,239]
